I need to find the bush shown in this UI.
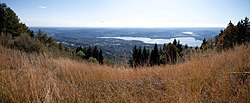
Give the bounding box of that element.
[76,50,85,58]
[10,33,42,53]
[87,57,98,63]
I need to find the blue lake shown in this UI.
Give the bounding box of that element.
[98,36,202,47]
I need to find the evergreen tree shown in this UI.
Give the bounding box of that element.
[130,45,138,67]
[93,46,99,59]
[86,46,92,59]
[150,43,159,66]
[76,46,83,53]
[159,47,166,64]
[164,43,178,64]
[200,38,207,50]
[98,49,104,64]
[173,39,177,47]
[0,3,20,36]
[138,46,142,65]
[216,21,238,50]
[142,46,149,65]
[176,40,183,57]
[184,44,188,49]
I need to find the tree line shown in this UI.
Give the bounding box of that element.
[76,46,104,64]
[0,3,104,64]
[129,39,185,67]
[0,2,71,54]
[201,17,250,50]
[129,16,250,68]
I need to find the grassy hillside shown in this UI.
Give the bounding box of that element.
[0,44,249,102]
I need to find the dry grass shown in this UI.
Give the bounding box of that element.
[0,45,249,103]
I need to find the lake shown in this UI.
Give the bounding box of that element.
[98,36,202,47]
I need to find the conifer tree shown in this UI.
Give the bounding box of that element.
[164,43,178,64]
[216,21,237,50]
[150,43,159,66]
[93,46,99,59]
[98,49,104,64]
[130,45,138,67]
[200,38,207,50]
[159,47,166,64]
[86,46,92,59]
[138,46,142,65]
[173,39,177,47]
[142,46,149,65]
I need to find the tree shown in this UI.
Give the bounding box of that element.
[150,43,160,66]
[236,17,250,43]
[200,38,207,50]
[176,40,183,57]
[142,46,149,66]
[93,46,99,59]
[164,43,178,64]
[138,46,142,65]
[159,47,166,64]
[98,49,104,64]
[76,46,83,53]
[0,3,33,37]
[216,21,237,50]
[130,45,140,67]
[86,46,92,59]
[184,44,188,49]
[173,39,177,47]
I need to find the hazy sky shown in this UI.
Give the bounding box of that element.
[2,0,250,27]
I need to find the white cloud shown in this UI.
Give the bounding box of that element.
[39,6,47,9]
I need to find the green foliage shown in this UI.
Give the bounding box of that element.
[0,3,33,37]
[75,46,104,64]
[216,21,238,50]
[164,43,178,64]
[150,44,160,66]
[129,45,150,67]
[0,3,75,58]
[142,46,149,65]
[87,57,98,63]
[202,17,250,51]
[200,38,207,50]
[130,40,186,67]
[10,33,42,53]
[76,50,85,58]
[98,49,104,64]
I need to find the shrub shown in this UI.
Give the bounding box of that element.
[11,33,42,53]
[87,57,98,63]
[76,50,85,58]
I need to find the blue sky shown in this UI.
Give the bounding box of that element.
[1,0,250,27]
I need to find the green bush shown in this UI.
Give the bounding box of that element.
[11,33,42,53]
[76,50,85,58]
[87,57,98,63]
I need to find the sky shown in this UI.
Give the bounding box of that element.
[1,0,250,28]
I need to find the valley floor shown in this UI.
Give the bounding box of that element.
[0,45,249,102]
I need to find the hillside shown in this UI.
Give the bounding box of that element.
[1,2,250,103]
[0,44,249,102]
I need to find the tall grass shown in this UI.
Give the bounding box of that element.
[0,45,249,102]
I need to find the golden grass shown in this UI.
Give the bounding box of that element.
[0,45,249,102]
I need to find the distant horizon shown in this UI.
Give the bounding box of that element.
[2,0,249,27]
[29,26,224,29]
